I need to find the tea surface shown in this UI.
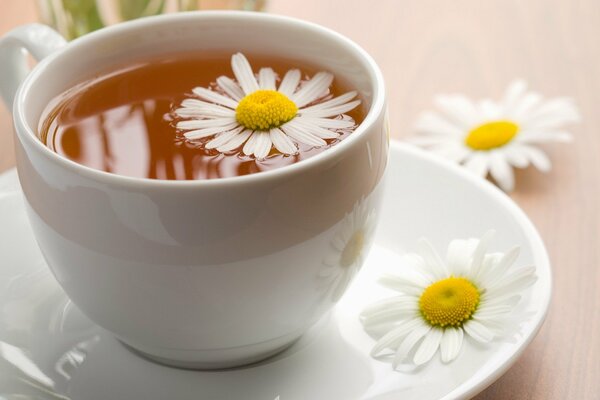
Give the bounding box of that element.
[40,52,365,180]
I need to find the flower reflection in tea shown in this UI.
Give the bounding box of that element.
[174,53,361,159]
[319,199,377,302]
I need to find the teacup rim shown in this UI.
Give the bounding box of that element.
[14,11,386,188]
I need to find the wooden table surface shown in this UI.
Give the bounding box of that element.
[1,1,598,398]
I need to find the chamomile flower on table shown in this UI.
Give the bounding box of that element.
[360,231,537,369]
[174,53,361,159]
[412,80,580,191]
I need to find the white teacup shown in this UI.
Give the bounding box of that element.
[0,11,388,368]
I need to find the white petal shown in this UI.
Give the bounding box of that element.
[269,128,298,155]
[292,119,339,139]
[517,130,573,144]
[231,53,259,95]
[392,323,431,368]
[253,131,272,159]
[300,91,358,113]
[297,116,355,129]
[477,246,519,286]
[370,318,423,356]
[258,68,277,90]
[184,122,239,140]
[217,129,253,152]
[489,152,515,192]
[291,72,334,107]
[409,135,456,147]
[463,153,490,177]
[401,253,436,283]
[192,87,239,109]
[331,234,347,252]
[479,294,521,309]
[475,303,514,319]
[178,99,236,117]
[502,80,528,110]
[299,100,361,118]
[516,145,552,172]
[429,144,471,163]
[361,300,417,320]
[434,95,480,128]
[378,273,428,296]
[524,98,580,129]
[280,120,327,147]
[509,93,542,120]
[504,147,531,168]
[463,319,494,343]
[216,76,245,101]
[417,238,448,280]
[330,271,354,302]
[414,111,464,137]
[205,126,245,149]
[387,271,430,293]
[440,327,464,363]
[401,252,427,268]
[243,131,259,155]
[474,253,503,288]
[472,317,506,336]
[361,305,418,326]
[478,99,502,120]
[177,117,236,130]
[468,230,494,279]
[446,239,473,276]
[278,69,301,96]
[176,108,233,118]
[360,295,416,317]
[526,114,580,131]
[487,265,537,294]
[414,328,443,365]
[483,283,533,303]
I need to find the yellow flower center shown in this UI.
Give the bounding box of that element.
[235,90,298,131]
[465,120,519,150]
[419,277,480,327]
[340,231,365,267]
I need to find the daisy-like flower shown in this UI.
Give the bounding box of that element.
[174,53,361,159]
[412,80,580,191]
[360,231,537,369]
[320,199,377,302]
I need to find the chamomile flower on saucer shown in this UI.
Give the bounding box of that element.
[412,80,580,191]
[360,231,537,369]
[174,53,361,159]
[320,199,377,302]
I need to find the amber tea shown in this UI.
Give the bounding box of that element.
[40,51,365,180]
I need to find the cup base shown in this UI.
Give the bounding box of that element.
[117,330,304,370]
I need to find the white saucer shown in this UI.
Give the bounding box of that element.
[0,142,550,400]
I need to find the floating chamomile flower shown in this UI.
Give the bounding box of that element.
[412,80,580,191]
[320,199,377,302]
[360,231,537,369]
[174,53,361,159]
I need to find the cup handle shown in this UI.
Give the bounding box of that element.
[0,24,67,112]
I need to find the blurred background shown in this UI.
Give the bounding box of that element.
[1,1,599,399]
[35,0,267,39]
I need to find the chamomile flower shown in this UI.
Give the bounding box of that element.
[412,80,580,191]
[360,231,536,369]
[174,53,361,159]
[320,199,377,302]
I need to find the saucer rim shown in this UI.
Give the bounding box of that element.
[0,141,552,400]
